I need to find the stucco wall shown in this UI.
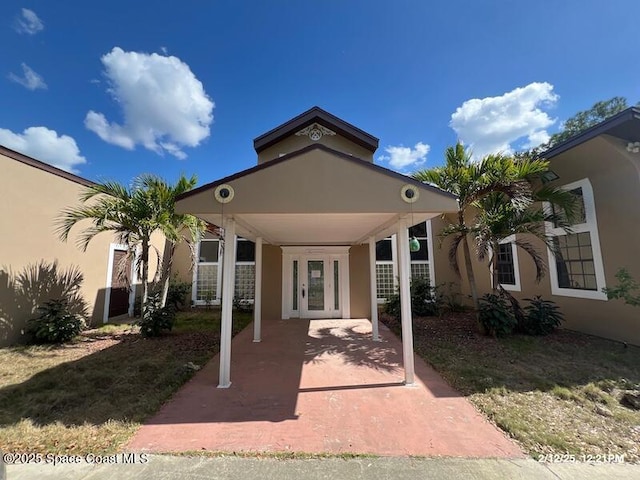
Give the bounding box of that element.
[0,153,116,345]
[262,244,282,320]
[430,135,640,345]
[349,244,371,319]
[170,236,196,286]
[178,148,457,217]
[516,136,640,345]
[258,133,373,164]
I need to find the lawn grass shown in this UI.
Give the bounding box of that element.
[382,312,640,462]
[0,309,252,455]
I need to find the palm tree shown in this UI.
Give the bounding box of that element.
[412,143,559,317]
[142,174,206,307]
[474,186,576,294]
[56,174,205,317]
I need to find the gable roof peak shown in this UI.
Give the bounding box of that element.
[253,106,379,154]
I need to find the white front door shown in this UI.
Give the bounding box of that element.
[281,247,350,319]
[301,257,335,318]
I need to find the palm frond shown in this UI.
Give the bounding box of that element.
[513,238,547,282]
[446,232,465,277]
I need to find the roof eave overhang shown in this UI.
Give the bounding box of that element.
[543,107,640,159]
[176,143,457,204]
[0,144,95,187]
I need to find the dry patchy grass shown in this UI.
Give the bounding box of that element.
[0,309,252,455]
[382,311,640,462]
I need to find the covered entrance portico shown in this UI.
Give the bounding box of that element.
[175,107,458,389]
[176,145,458,389]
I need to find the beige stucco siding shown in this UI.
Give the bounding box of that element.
[349,244,371,319]
[258,134,374,164]
[430,135,640,345]
[516,135,640,345]
[179,149,456,217]
[428,215,461,288]
[170,236,196,286]
[262,245,283,319]
[0,153,116,345]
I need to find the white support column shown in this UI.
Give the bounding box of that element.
[253,237,263,343]
[368,236,380,341]
[218,217,237,389]
[396,218,416,386]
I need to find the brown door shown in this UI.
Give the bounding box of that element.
[108,249,130,317]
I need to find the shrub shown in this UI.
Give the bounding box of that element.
[233,297,253,313]
[411,277,439,317]
[27,299,86,344]
[384,277,439,319]
[479,293,516,337]
[203,289,216,309]
[133,296,142,317]
[432,282,469,316]
[522,296,564,335]
[166,277,191,310]
[603,268,640,307]
[137,293,176,338]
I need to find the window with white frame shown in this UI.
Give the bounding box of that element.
[409,221,430,285]
[375,238,395,301]
[195,234,220,303]
[494,236,521,291]
[375,221,434,302]
[193,235,256,305]
[545,178,607,300]
[234,239,255,302]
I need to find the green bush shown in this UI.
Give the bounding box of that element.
[27,299,86,344]
[384,277,439,319]
[138,293,176,337]
[233,297,253,313]
[479,293,516,337]
[432,282,469,315]
[603,268,640,307]
[133,295,142,317]
[166,278,191,310]
[522,296,564,335]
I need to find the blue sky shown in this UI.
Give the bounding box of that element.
[1,1,639,185]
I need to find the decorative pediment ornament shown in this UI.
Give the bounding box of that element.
[295,123,337,141]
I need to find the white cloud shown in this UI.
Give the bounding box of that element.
[15,8,44,35]
[522,130,550,150]
[379,142,430,171]
[8,63,47,90]
[85,47,214,159]
[0,126,86,173]
[450,82,558,159]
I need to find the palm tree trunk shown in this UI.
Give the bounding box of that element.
[457,211,482,332]
[461,235,480,307]
[141,236,150,317]
[458,212,479,307]
[490,242,500,294]
[462,232,485,334]
[160,242,176,308]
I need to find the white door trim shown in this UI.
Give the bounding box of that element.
[281,246,350,319]
[103,244,135,323]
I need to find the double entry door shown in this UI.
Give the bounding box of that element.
[282,248,350,319]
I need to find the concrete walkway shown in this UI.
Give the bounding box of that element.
[7,455,639,480]
[128,318,521,457]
